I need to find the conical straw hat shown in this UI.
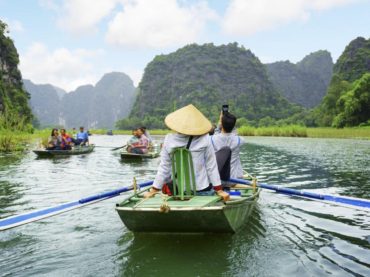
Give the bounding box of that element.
[165,104,212,136]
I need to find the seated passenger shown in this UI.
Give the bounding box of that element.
[47,128,62,150]
[60,128,73,150]
[211,112,245,182]
[127,128,149,154]
[144,104,229,201]
[75,126,89,146]
[140,126,153,144]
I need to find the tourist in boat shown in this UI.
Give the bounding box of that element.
[46,128,62,150]
[143,104,230,201]
[211,111,245,182]
[60,128,73,150]
[127,128,149,154]
[140,126,153,143]
[75,126,89,146]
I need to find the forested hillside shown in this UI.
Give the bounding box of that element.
[120,43,301,129]
[0,20,32,129]
[26,72,136,128]
[266,50,333,108]
[313,37,370,127]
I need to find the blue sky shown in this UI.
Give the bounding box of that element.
[1,0,369,91]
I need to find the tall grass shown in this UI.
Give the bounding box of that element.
[0,112,34,152]
[307,127,370,139]
[0,130,31,152]
[238,125,307,137]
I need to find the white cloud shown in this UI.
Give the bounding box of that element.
[38,0,59,11]
[57,0,118,35]
[19,42,105,91]
[222,0,361,36]
[106,0,217,48]
[0,18,24,33]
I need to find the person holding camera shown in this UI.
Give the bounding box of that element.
[211,105,245,182]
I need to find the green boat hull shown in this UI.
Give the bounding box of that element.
[116,187,259,233]
[33,145,95,157]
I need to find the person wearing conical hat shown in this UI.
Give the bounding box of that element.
[144,104,230,201]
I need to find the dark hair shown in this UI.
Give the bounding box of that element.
[139,127,146,133]
[60,128,66,132]
[222,112,237,133]
[51,128,58,136]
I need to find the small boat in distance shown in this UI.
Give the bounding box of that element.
[120,150,159,160]
[33,145,95,158]
[115,183,260,233]
[107,130,113,135]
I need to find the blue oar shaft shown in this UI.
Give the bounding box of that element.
[0,180,153,231]
[229,178,370,208]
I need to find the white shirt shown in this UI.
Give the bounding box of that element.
[153,133,221,191]
[210,132,245,178]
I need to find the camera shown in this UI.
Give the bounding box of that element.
[222,104,229,113]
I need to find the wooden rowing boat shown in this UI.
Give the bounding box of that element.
[33,145,95,157]
[120,151,160,160]
[115,184,260,233]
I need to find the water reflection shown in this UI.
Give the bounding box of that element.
[244,138,370,198]
[0,136,369,276]
[116,206,265,276]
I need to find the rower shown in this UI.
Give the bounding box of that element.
[144,104,229,201]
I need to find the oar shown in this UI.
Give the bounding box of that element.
[0,180,153,231]
[111,144,127,151]
[229,178,370,209]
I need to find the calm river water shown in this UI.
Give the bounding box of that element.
[0,135,369,276]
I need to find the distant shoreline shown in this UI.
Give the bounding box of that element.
[89,126,370,139]
[1,126,369,153]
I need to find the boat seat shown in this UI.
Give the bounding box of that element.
[171,147,196,200]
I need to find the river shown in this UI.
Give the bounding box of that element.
[1,135,369,276]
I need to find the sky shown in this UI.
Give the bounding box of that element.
[1,0,369,92]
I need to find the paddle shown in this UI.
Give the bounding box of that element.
[229,178,370,209]
[111,144,127,151]
[0,180,153,231]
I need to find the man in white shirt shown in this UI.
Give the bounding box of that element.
[144,104,230,201]
[211,112,245,181]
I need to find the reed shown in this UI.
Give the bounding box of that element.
[0,130,31,152]
[238,125,307,137]
[307,127,370,139]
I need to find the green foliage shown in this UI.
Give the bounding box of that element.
[332,73,370,127]
[312,37,370,127]
[0,19,33,129]
[334,37,370,82]
[125,43,302,128]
